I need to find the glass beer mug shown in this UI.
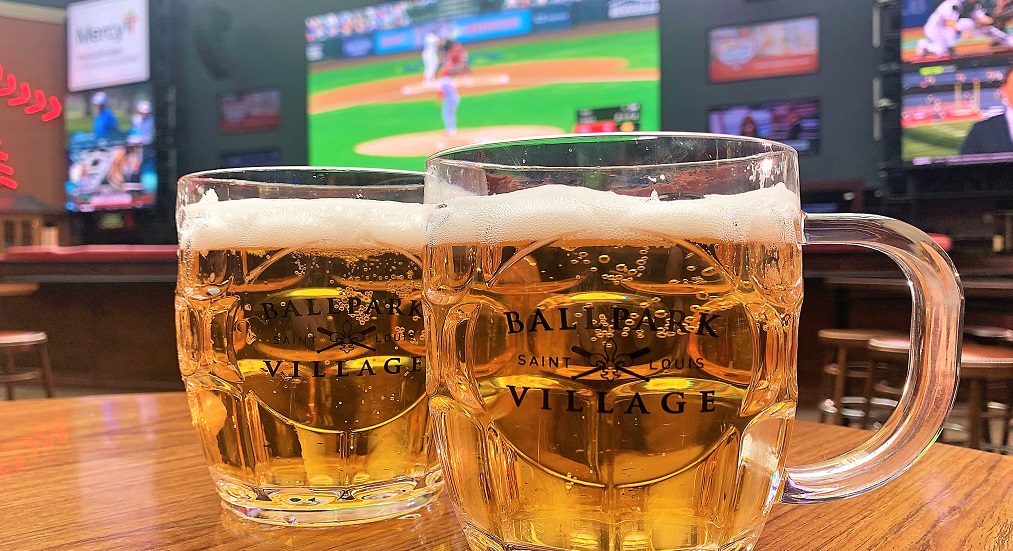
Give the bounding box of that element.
[176,168,441,525]
[423,134,962,551]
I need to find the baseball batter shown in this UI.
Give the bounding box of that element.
[435,40,470,136]
[422,32,441,86]
[437,70,460,135]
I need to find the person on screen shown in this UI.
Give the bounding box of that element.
[436,65,460,136]
[442,40,471,76]
[960,68,1013,155]
[91,92,119,138]
[422,33,442,87]
[130,100,155,144]
[916,0,992,58]
[987,0,1013,46]
[786,111,804,140]
[738,116,759,138]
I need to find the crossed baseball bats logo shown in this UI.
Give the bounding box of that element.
[570,338,652,382]
[315,321,378,354]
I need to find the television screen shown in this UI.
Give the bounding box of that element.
[707,98,821,155]
[220,89,281,133]
[220,148,283,168]
[574,103,642,133]
[902,64,1013,165]
[64,82,157,211]
[901,0,1013,64]
[306,0,660,170]
[67,0,150,92]
[708,16,819,83]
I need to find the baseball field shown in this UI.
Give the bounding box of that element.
[903,119,977,160]
[308,19,660,171]
[900,27,1008,63]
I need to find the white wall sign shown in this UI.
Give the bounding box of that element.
[67,0,149,92]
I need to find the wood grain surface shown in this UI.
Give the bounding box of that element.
[0,393,1009,551]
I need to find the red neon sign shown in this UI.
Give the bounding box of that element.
[0,65,61,120]
[0,64,64,190]
[0,140,14,190]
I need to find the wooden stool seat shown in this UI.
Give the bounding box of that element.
[819,329,898,347]
[0,283,39,297]
[0,330,54,400]
[867,337,912,361]
[817,329,905,426]
[0,331,47,346]
[867,337,1013,451]
[965,325,1013,345]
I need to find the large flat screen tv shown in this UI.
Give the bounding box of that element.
[306,0,660,170]
[901,0,1013,64]
[708,16,820,83]
[707,98,821,155]
[902,64,1013,165]
[64,82,157,211]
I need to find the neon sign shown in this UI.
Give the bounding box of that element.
[0,65,64,190]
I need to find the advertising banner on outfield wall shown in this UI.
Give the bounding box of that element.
[342,33,374,58]
[532,5,575,33]
[606,0,660,20]
[452,10,532,43]
[374,21,450,55]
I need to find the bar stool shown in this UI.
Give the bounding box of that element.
[960,343,1013,452]
[865,338,912,430]
[0,331,54,400]
[868,336,1013,451]
[0,282,55,400]
[817,328,901,426]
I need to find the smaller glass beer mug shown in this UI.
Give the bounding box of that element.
[423,134,962,551]
[176,168,441,525]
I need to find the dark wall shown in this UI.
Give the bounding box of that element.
[661,0,883,188]
[172,0,358,175]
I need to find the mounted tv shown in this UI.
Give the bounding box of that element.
[64,82,157,211]
[901,0,1013,64]
[65,0,155,212]
[902,64,1013,165]
[306,0,661,170]
[708,16,819,83]
[708,98,821,155]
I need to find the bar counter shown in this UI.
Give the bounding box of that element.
[0,393,1010,550]
[0,245,1011,396]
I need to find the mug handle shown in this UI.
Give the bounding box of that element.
[783,214,964,504]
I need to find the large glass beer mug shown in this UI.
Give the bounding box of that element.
[423,134,962,551]
[176,168,441,525]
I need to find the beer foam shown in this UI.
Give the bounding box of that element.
[180,191,434,251]
[428,184,800,245]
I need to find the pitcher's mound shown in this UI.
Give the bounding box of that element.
[354,125,565,158]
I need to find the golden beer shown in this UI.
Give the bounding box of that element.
[176,192,440,525]
[425,184,802,550]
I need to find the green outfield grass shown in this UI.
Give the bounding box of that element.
[903,121,975,160]
[310,80,660,170]
[309,27,660,169]
[65,102,140,137]
[308,28,659,95]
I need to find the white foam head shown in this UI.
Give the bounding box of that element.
[428,184,801,245]
[180,191,433,252]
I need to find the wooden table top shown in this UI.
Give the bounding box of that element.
[0,393,1010,551]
